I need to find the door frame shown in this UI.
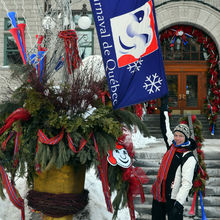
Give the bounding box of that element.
[164,61,208,115]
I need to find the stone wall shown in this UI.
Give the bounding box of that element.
[0,0,43,101]
[155,0,220,10]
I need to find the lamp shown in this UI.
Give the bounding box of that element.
[78,4,92,30]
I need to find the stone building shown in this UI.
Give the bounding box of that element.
[0,0,219,116]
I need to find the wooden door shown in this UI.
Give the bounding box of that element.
[164,61,208,114]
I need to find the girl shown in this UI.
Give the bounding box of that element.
[151,96,197,220]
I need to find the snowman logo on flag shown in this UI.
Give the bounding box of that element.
[107,144,132,168]
[110,0,158,68]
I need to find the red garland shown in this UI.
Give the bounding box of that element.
[160,25,220,131]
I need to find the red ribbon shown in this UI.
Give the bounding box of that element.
[0,108,30,220]
[13,131,21,168]
[2,131,15,151]
[36,128,64,173]
[67,132,92,153]
[93,136,113,212]
[1,130,22,169]
[0,163,25,220]
[0,108,30,136]
[36,128,93,172]
[37,128,64,152]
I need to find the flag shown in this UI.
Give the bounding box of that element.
[89,0,168,109]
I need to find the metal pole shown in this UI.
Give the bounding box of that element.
[188,114,199,217]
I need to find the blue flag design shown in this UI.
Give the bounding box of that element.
[89,0,168,109]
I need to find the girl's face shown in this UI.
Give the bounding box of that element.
[174,131,186,145]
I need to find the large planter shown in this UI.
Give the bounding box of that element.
[33,164,86,220]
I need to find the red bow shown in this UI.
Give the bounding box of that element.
[123,166,149,220]
[135,104,143,120]
[98,90,111,105]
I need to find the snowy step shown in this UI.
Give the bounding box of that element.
[205,151,220,160]
[141,185,220,196]
[135,158,220,168]
[134,151,164,160]
[136,213,215,220]
[207,177,220,186]
[136,213,152,220]
[135,148,220,157]
[135,149,220,161]
[134,203,220,218]
[139,173,220,188]
[137,167,220,178]
[205,168,220,177]
[134,194,220,207]
[204,160,220,168]
[134,159,161,167]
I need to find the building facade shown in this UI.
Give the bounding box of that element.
[0,0,219,116]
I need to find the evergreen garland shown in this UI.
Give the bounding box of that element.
[107,165,129,220]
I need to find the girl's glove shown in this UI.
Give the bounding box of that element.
[169,200,183,218]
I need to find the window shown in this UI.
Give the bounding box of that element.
[76,29,94,59]
[161,37,208,61]
[4,17,25,65]
[72,11,94,58]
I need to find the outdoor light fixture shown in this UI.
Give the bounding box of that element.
[78,4,92,30]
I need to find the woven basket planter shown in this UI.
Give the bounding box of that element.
[31,164,86,220]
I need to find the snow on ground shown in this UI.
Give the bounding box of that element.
[132,127,158,149]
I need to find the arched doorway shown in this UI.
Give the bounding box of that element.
[160,26,209,114]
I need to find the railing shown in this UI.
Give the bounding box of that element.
[155,0,220,11]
